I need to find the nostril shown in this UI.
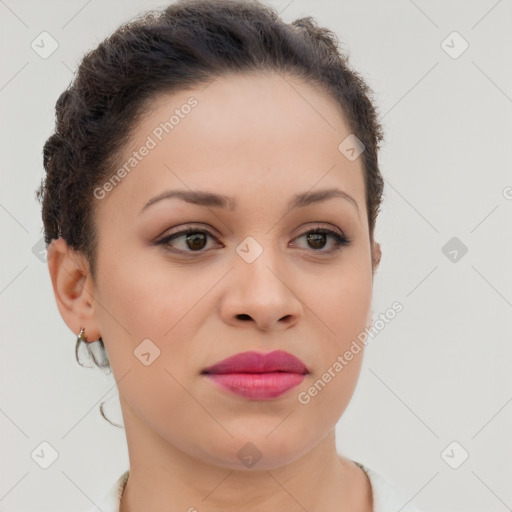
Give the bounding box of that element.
[236,314,251,321]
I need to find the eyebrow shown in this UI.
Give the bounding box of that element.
[140,187,359,217]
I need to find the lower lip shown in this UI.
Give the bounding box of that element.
[204,372,306,399]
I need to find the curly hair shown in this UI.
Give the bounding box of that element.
[36,0,385,372]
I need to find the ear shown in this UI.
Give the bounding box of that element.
[371,240,382,275]
[47,238,101,341]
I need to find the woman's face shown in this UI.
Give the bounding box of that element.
[86,72,380,469]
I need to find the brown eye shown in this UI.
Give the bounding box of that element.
[184,232,208,251]
[292,227,350,253]
[306,232,328,250]
[155,225,350,256]
[156,227,218,253]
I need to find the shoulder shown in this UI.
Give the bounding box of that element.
[88,470,129,512]
[354,461,423,512]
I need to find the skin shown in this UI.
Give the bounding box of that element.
[48,71,382,512]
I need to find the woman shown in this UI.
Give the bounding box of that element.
[37,0,421,510]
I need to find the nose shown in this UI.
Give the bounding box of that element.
[219,241,303,332]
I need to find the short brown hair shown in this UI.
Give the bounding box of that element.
[36,0,385,370]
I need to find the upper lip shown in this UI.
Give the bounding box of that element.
[202,350,309,375]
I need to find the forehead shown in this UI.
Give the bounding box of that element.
[96,71,366,219]
[141,71,349,145]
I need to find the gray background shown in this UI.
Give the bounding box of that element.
[1,0,511,510]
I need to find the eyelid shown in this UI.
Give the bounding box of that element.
[157,222,346,239]
[296,223,346,238]
[291,224,350,252]
[155,223,350,254]
[155,224,219,243]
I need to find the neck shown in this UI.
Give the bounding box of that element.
[118,409,372,512]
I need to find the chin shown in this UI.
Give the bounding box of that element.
[201,433,314,472]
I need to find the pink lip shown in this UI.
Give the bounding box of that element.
[202,350,308,399]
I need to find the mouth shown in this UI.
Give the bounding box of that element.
[201,350,308,400]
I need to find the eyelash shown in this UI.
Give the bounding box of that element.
[155,224,350,255]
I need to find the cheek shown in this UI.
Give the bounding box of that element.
[93,252,220,390]
[94,250,199,340]
[313,262,373,346]
[292,261,371,414]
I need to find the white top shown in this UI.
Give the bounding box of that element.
[89,462,422,512]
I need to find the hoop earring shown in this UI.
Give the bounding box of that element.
[77,327,88,343]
